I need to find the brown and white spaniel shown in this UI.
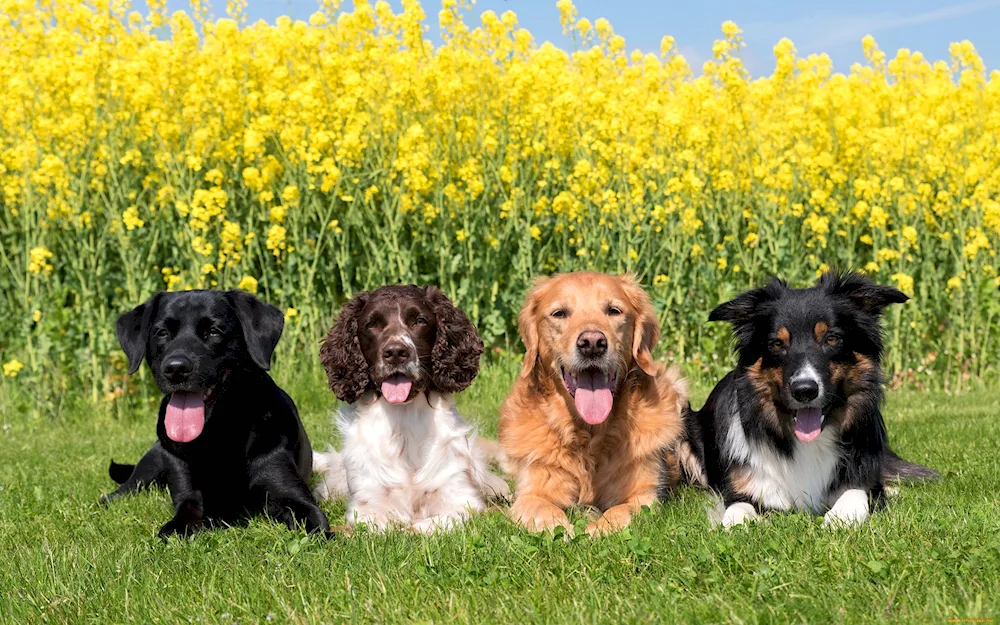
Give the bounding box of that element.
[312,285,508,533]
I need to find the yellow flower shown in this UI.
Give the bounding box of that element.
[28,247,54,275]
[266,225,287,258]
[947,275,962,291]
[122,205,144,231]
[716,257,728,271]
[890,272,915,297]
[864,262,880,273]
[653,274,670,287]
[284,307,298,322]
[455,229,467,242]
[237,276,259,294]
[3,359,24,377]
[530,226,541,241]
[32,310,41,323]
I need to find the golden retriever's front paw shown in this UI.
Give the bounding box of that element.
[511,500,573,536]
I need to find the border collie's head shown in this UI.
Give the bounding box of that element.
[709,272,908,442]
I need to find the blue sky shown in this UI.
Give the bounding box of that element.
[164,0,1000,76]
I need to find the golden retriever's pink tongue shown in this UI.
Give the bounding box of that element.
[574,370,613,425]
[795,407,822,442]
[381,374,412,404]
[164,392,205,443]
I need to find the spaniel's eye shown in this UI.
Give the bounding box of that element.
[414,316,428,325]
[606,306,623,316]
[769,338,785,351]
[825,334,841,346]
[550,309,567,319]
[364,319,379,329]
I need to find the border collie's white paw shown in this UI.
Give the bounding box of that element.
[722,502,759,529]
[823,489,870,528]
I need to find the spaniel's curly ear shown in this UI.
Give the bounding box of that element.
[319,293,371,403]
[621,275,661,377]
[425,287,483,394]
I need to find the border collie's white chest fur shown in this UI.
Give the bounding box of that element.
[313,392,507,533]
[724,404,840,513]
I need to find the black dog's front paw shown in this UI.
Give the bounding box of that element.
[158,499,205,540]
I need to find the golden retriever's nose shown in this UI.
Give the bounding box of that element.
[576,331,608,359]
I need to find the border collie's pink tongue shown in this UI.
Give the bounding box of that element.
[574,370,613,425]
[794,407,823,442]
[164,392,205,443]
[381,374,412,404]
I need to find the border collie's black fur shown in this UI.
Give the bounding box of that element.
[680,272,936,528]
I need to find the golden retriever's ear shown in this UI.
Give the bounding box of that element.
[517,278,547,379]
[622,275,660,377]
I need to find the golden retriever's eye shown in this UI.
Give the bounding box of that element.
[550,309,567,319]
[606,306,623,316]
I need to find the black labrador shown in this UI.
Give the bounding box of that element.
[102,290,331,538]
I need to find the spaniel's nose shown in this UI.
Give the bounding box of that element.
[576,331,608,359]
[382,341,411,366]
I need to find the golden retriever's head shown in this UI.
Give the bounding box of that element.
[517,272,660,425]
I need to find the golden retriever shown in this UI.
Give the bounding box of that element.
[499,272,687,536]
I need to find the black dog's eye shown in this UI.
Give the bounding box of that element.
[550,309,567,319]
[769,338,785,351]
[207,327,223,338]
[414,316,428,325]
[154,328,170,340]
[606,306,623,316]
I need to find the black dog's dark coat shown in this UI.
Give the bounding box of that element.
[682,272,936,519]
[102,290,330,538]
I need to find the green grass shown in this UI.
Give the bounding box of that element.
[1,361,998,624]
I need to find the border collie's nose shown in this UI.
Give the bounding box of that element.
[382,341,411,366]
[576,331,608,359]
[790,377,820,403]
[163,356,193,383]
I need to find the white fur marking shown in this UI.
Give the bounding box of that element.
[823,488,870,527]
[722,502,759,529]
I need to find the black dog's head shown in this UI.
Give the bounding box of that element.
[116,290,284,442]
[709,271,908,442]
[319,285,484,404]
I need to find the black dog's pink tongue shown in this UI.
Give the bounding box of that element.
[574,370,613,425]
[794,407,823,442]
[164,392,205,443]
[381,374,412,404]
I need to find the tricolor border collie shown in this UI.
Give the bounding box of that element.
[681,272,936,528]
[312,285,509,533]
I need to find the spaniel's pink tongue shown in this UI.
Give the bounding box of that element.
[381,374,412,404]
[574,370,613,425]
[794,407,823,442]
[164,392,205,443]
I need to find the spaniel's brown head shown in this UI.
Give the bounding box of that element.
[319,285,484,404]
[517,272,660,425]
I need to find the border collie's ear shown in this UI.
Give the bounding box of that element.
[319,293,371,403]
[425,286,484,393]
[820,271,909,315]
[708,279,784,324]
[227,290,284,370]
[116,293,161,375]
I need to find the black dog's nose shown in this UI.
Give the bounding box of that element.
[163,356,194,383]
[790,378,820,403]
[576,331,608,359]
[382,341,411,366]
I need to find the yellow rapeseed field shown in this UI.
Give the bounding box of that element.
[1,0,998,402]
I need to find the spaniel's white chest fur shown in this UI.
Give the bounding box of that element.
[313,392,507,533]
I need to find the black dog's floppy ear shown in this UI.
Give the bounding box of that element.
[820,271,909,315]
[116,293,161,375]
[319,293,371,403]
[425,286,484,394]
[708,278,785,324]
[227,290,284,370]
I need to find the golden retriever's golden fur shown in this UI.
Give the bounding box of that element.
[499,272,687,536]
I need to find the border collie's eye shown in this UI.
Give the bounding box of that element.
[551,309,567,319]
[769,338,785,351]
[825,335,841,346]
[414,316,428,325]
[606,306,623,316]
